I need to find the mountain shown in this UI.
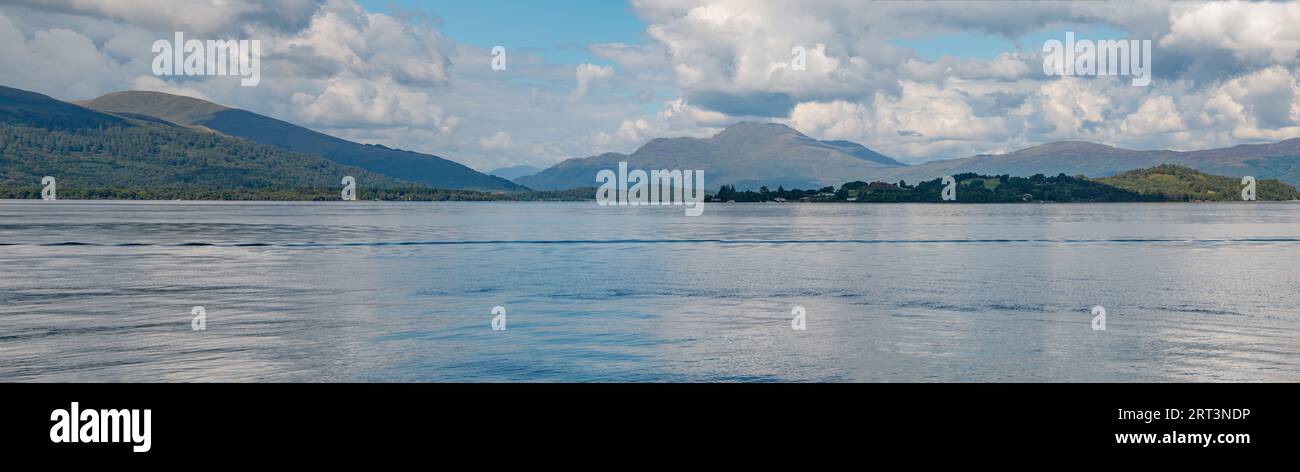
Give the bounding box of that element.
[714,166,1299,203]
[885,140,1300,187]
[522,121,1300,191]
[79,91,526,191]
[717,172,1162,203]
[488,164,542,180]
[1,86,126,130]
[1096,164,1300,201]
[517,122,904,190]
[0,85,414,199]
[819,139,904,166]
[54,89,1300,193]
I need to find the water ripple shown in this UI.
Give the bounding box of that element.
[11,237,1300,248]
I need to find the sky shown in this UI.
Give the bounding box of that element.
[356,0,649,65]
[1,0,1299,172]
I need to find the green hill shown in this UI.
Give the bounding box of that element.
[1096,164,1300,201]
[0,86,126,130]
[0,86,426,200]
[80,91,528,192]
[713,172,1160,203]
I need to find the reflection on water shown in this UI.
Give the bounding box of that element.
[1,200,1298,382]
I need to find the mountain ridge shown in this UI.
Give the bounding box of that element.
[487,164,542,180]
[79,91,526,191]
[2,86,127,130]
[0,85,420,198]
[17,85,1300,192]
[517,121,905,190]
[887,137,1300,186]
[520,122,1300,190]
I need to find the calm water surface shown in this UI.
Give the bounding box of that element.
[1,200,1298,382]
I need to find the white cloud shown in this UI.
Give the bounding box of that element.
[574,63,614,98]
[1194,65,1300,141]
[1162,1,1300,65]
[1035,78,1113,137]
[479,131,513,151]
[788,80,1013,162]
[1120,95,1186,136]
[789,100,870,139]
[658,98,729,126]
[588,98,726,153]
[268,3,452,87]
[0,11,121,98]
[290,75,457,130]
[6,0,319,35]
[590,42,671,70]
[1220,65,1300,129]
[621,0,1300,161]
[874,81,1009,141]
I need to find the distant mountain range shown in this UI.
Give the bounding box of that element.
[0,85,411,199]
[6,84,1300,198]
[515,123,1300,190]
[78,91,524,191]
[888,140,1300,188]
[487,164,542,180]
[1,86,128,130]
[710,165,1297,203]
[517,122,907,190]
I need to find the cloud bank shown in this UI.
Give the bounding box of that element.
[1,0,1297,170]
